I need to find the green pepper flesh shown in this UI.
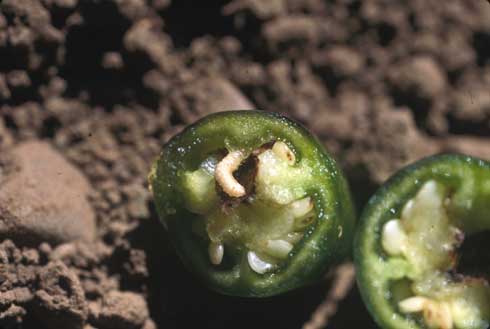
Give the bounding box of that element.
[149,111,355,297]
[355,155,490,329]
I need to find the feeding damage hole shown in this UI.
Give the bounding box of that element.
[180,140,316,274]
[455,230,490,281]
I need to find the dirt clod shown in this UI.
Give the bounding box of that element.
[95,291,149,329]
[0,141,96,246]
[170,75,254,123]
[389,56,447,107]
[33,261,88,329]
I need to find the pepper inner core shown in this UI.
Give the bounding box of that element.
[382,180,490,329]
[179,141,316,274]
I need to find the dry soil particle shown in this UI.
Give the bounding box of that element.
[0,240,38,329]
[32,260,88,329]
[124,18,179,75]
[388,56,447,109]
[223,0,287,20]
[0,118,13,151]
[91,290,149,329]
[347,104,440,184]
[262,15,321,56]
[311,46,365,79]
[168,75,254,123]
[0,233,148,329]
[0,141,96,246]
[440,135,490,160]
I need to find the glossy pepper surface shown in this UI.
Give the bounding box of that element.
[355,154,490,329]
[149,111,355,297]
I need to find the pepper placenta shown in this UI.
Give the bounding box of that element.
[355,154,490,329]
[149,111,355,297]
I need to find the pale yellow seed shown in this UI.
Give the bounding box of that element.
[417,180,442,209]
[401,199,414,220]
[399,296,429,313]
[289,197,314,219]
[399,297,453,329]
[208,242,224,265]
[264,239,293,259]
[381,219,407,256]
[247,251,274,274]
[272,141,295,165]
[283,232,303,244]
[423,301,453,329]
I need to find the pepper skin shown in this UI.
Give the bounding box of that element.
[355,154,490,329]
[149,111,355,297]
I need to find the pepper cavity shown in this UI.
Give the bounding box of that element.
[381,180,490,329]
[180,141,316,273]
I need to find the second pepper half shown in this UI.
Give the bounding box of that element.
[355,154,490,329]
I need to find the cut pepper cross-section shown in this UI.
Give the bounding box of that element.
[355,154,490,329]
[149,111,355,297]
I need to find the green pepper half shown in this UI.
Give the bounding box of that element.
[149,111,355,297]
[355,154,490,329]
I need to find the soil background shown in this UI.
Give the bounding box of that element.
[0,0,490,328]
